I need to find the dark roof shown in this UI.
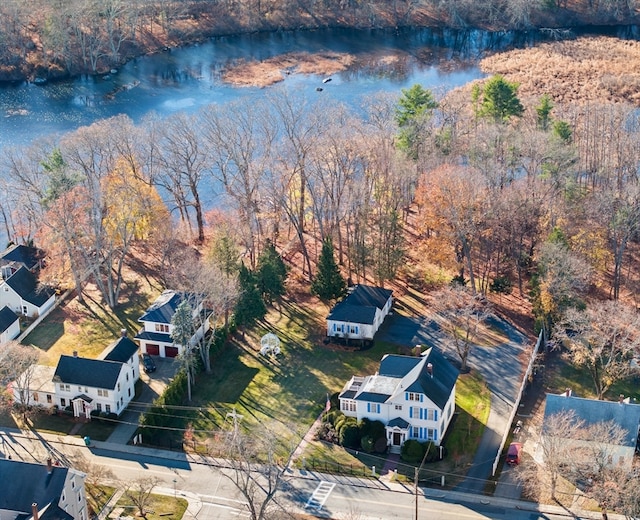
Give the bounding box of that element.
[54,355,123,390]
[0,459,69,520]
[134,330,172,343]
[0,245,43,271]
[138,290,183,324]
[544,393,640,448]
[327,285,393,325]
[379,356,422,378]
[357,391,390,403]
[103,337,138,363]
[0,305,19,333]
[4,266,55,307]
[403,348,459,409]
[388,417,410,429]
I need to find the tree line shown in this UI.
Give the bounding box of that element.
[1,0,639,81]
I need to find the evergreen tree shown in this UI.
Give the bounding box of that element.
[478,75,524,123]
[395,84,438,159]
[311,237,347,303]
[256,240,288,304]
[536,94,554,131]
[235,263,266,329]
[171,299,195,401]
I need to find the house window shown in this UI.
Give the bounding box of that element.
[46,394,52,404]
[71,480,75,489]
[21,305,28,316]
[33,393,38,401]
[97,389,109,397]
[395,404,402,411]
[78,386,82,392]
[341,400,356,412]
[411,406,420,419]
[117,383,121,392]
[60,383,70,392]
[155,323,169,333]
[96,403,102,412]
[126,373,129,381]
[350,325,358,334]
[105,404,111,413]
[426,409,436,421]
[367,403,380,414]
[412,426,419,438]
[128,388,131,397]
[407,393,420,402]
[60,398,66,407]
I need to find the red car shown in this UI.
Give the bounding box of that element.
[506,442,522,465]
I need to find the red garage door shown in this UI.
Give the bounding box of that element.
[146,344,160,355]
[165,346,179,358]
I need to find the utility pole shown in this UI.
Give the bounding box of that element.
[414,443,432,520]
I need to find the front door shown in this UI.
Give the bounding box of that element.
[393,432,402,446]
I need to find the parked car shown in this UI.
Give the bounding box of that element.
[506,442,522,465]
[142,353,156,373]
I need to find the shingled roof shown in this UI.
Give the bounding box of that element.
[0,305,19,333]
[102,336,138,363]
[4,266,55,307]
[138,290,183,324]
[54,355,123,390]
[327,285,392,325]
[0,459,71,520]
[544,393,640,448]
[0,244,44,271]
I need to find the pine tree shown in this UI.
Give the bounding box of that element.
[256,240,288,304]
[311,237,347,303]
[235,264,266,329]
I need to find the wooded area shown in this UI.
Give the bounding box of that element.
[1,0,640,81]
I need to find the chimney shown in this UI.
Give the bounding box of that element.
[121,329,127,338]
[46,458,52,474]
[427,363,433,377]
[72,351,78,358]
[32,503,39,520]
[564,388,572,397]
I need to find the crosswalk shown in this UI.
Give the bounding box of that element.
[304,481,336,511]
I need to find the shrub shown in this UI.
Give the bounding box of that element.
[334,414,348,432]
[401,439,425,463]
[316,422,338,444]
[490,275,512,294]
[374,436,388,453]
[450,274,467,286]
[90,410,101,422]
[360,435,375,452]
[359,418,386,440]
[340,423,360,449]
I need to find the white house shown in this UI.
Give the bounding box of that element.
[543,392,640,471]
[0,244,45,280]
[135,290,210,358]
[0,305,20,344]
[11,364,56,409]
[0,458,87,520]
[339,347,459,452]
[327,285,393,341]
[53,336,139,418]
[0,266,55,318]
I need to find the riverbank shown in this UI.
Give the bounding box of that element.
[2,0,640,84]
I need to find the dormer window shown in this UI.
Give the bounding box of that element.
[407,392,420,401]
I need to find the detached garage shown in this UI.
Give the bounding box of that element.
[164,346,179,358]
[145,344,160,356]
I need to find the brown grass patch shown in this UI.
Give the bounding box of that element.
[481,36,640,106]
[222,51,355,87]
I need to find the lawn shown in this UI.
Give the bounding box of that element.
[116,492,188,520]
[22,274,161,366]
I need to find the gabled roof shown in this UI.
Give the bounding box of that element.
[0,459,69,520]
[0,305,19,333]
[54,355,123,390]
[102,336,138,363]
[544,393,640,448]
[4,266,55,307]
[327,285,393,325]
[138,290,183,324]
[388,417,410,429]
[0,244,43,271]
[342,348,459,410]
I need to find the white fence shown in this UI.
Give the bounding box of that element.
[491,329,544,476]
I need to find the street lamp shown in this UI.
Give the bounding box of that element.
[173,479,177,498]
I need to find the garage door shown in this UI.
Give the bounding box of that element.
[146,344,160,355]
[165,346,179,358]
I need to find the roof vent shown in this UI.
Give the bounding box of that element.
[427,363,433,377]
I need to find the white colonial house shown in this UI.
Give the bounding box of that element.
[0,265,55,318]
[543,392,640,471]
[339,347,459,452]
[52,336,139,418]
[0,305,20,344]
[0,458,87,520]
[327,284,393,341]
[11,364,56,409]
[135,290,210,358]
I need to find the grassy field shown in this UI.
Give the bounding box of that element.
[116,492,188,520]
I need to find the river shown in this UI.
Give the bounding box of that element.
[0,27,540,151]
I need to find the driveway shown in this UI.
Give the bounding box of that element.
[106,356,178,444]
[376,309,530,494]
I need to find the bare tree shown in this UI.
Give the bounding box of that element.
[431,285,493,372]
[122,476,161,519]
[0,342,41,417]
[554,301,640,400]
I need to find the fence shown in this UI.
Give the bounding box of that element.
[491,329,544,476]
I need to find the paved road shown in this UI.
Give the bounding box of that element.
[377,310,530,495]
[0,428,623,520]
